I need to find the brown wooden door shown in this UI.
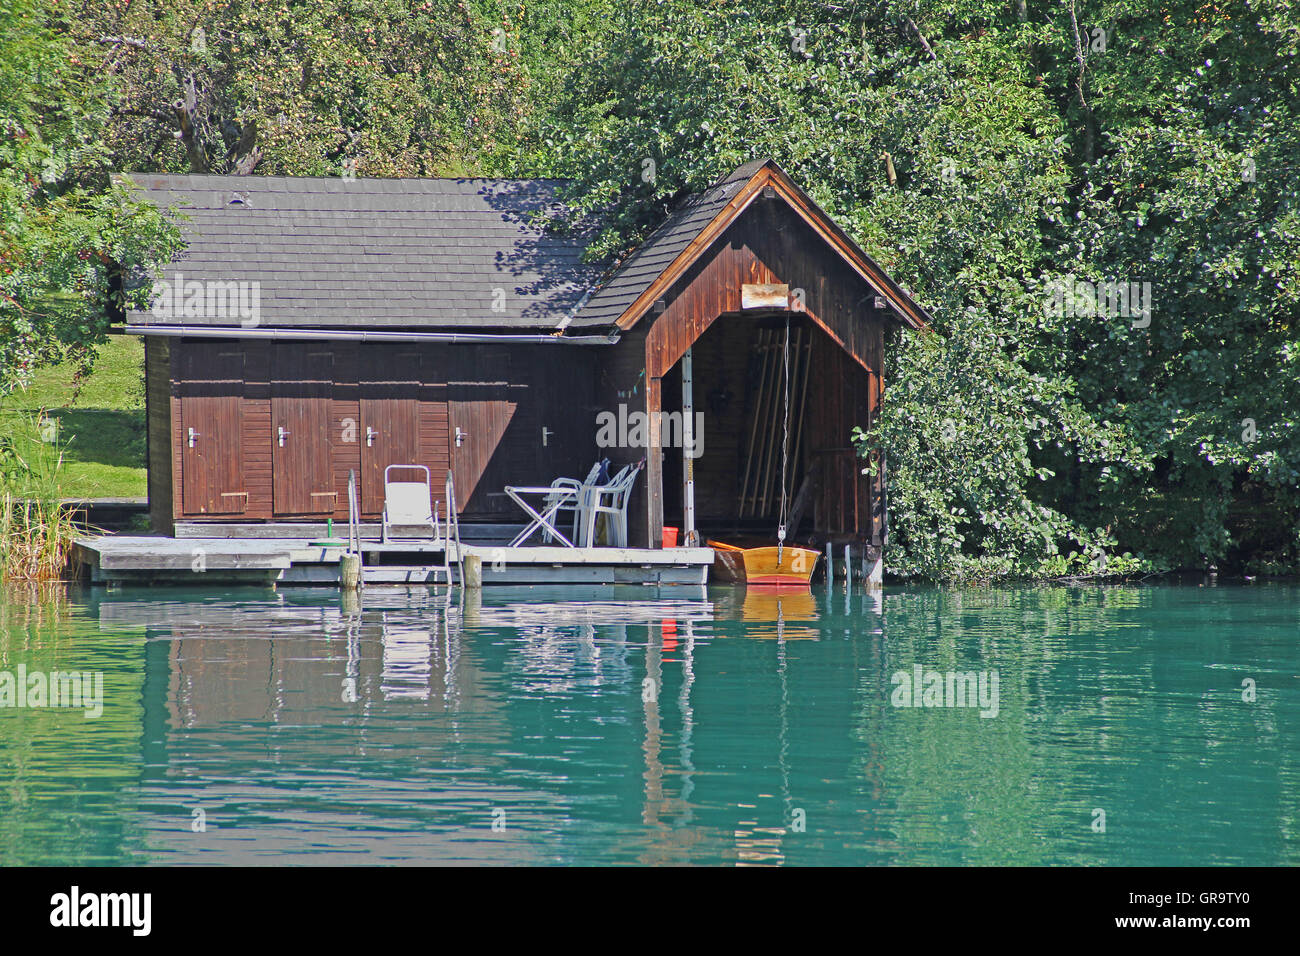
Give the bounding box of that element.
[272,346,335,515]
[360,352,422,515]
[180,346,247,515]
[448,384,517,511]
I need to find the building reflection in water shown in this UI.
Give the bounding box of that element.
[88,582,850,864]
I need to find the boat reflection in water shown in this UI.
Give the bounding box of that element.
[706,584,820,641]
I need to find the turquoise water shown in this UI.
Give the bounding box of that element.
[0,582,1296,866]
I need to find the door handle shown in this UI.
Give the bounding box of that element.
[188,427,200,448]
[455,426,467,447]
[366,426,377,447]
[278,426,291,446]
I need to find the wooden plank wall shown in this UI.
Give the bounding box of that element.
[329,345,364,513]
[169,340,596,523]
[242,345,273,517]
[144,337,174,534]
[644,200,887,381]
[592,325,653,546]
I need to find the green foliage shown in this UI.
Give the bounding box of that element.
[0,336,148,498]
[4,0,1296,578]
[70,0,531,177]
[0,410,76,582]
[507,0,1300,579]
[1,0,181,391]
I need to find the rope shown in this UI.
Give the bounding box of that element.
[777,316,791,565]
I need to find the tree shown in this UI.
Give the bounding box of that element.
[510,0,1300,577]
[69,0,532,178]
[1,0,180,391]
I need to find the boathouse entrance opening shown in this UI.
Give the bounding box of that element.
[658,312,883,548]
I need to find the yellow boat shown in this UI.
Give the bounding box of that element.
[708,539,820,587]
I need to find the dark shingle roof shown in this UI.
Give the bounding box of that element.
[120,159,931,336]
[121,174,608,330]
[575,159,770,327]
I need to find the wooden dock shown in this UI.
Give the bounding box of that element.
[72,533,713,587]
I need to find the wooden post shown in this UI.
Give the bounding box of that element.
[867,551,883,590]
[340,552,361,591]
[463,553,482,590]
[824,542,833,583]
[681,347,697,547]
[843,544,851,587]
[646,375,664,547]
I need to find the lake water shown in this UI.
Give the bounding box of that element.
[0,582,1295,866]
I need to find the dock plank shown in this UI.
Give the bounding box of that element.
[75,534,714,586]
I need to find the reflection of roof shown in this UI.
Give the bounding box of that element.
[120,173,604,330]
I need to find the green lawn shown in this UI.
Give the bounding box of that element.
[0,337,148,499]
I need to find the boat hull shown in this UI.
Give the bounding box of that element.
[708,541,819,587]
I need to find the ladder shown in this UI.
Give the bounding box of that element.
[353,470,463,589]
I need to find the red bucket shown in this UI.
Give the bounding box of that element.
[662,526,679,547]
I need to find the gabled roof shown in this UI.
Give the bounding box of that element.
[577,158,931,332]
[575,159,771,327]
[120,173,606,330]
[118,160,931,337]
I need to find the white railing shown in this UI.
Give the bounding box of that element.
[347,468,360,556]
[446,470,463,586]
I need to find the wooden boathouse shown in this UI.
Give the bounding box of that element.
[83,159,930,585]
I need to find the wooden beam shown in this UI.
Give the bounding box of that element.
[615,170,772,331]
[764,168,931,331]
[646,374,663,547]
[680,347,697,545]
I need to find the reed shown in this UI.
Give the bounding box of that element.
[0,411,78,582]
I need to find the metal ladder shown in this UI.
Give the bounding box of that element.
[353,469,462,589]
[445,469,463,588]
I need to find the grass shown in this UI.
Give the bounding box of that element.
[0,412,79,581]
[0,336,147,499]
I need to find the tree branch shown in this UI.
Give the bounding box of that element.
[1069,0,1095,163]
[903,16,937,61]
[96,35,150,50]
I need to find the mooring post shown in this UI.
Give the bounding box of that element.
[681,346,698,547]
[463,553,483,590]
[867,550,883,590]
[843,544,852,587]
[340,551,361,591]
[824,542,833,583]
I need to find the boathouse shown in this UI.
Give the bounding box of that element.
[115,159,930,569]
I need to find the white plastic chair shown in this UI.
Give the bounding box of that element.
[579,459,644,548]
[382,464,436,542]
[542,461,603,544]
